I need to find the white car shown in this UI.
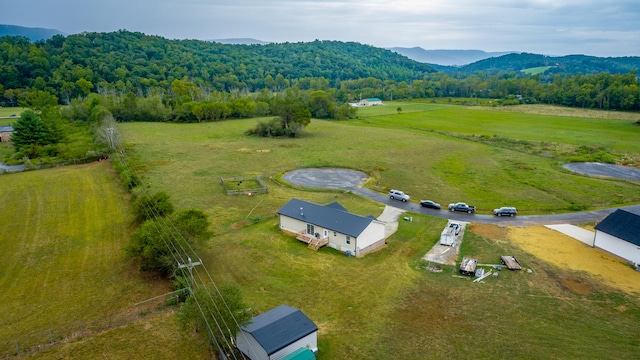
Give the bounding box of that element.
[389,189,410,202]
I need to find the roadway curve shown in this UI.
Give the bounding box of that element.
[281,167,640,225]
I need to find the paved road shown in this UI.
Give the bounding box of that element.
[282,168,640,225]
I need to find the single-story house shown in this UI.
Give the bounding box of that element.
[359,98,383,106]
[0,126,13,142]
[236,305,318,360]
[593,209,640,265]
[277,198,387,256]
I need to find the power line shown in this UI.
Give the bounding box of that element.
[110,144,249,358]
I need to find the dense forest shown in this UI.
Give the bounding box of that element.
[0,30,639,111]
[432,52,640,76]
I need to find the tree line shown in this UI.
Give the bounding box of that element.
[1,30,639,112]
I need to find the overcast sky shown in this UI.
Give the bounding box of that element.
[1,0,639,57]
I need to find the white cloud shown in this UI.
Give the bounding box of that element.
[0,0,638,56]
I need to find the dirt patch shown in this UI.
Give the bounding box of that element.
[231,221,249,229]
[508,225,640,295]
[256,149,271,153]
[558,277,594,295]
[468,223,508,240]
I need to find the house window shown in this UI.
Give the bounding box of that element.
[307,224,314,235]
[346,236,351,244]
[333,231,337,237]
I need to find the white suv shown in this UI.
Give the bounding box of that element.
[389,189,410,202]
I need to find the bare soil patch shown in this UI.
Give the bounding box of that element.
[468,223,508,240]
[558,277,594,294]
[507,225,640,295]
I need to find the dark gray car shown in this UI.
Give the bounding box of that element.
[494,206,517,216]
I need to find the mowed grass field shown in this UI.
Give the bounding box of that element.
[115,103,640,359]
[0,162,208,359]
[3,103,638,358]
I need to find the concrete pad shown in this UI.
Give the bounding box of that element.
[545,224,595,246]
[377,205,406,238]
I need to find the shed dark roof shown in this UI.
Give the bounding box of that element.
[241,305,317,355]
[277,198,377,238]
[0,126,13,132]
[595,209,640,246]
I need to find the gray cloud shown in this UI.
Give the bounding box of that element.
[0,0,638,56]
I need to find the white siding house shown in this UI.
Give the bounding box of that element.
[593,209,640,265]
[236,305,318,360]
[277,198,387,256]
[360,98,383,106]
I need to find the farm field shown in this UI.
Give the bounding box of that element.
[114,103,639,359]
[0,162,208,359]
[3,103,639,359]
[355,102,640,156]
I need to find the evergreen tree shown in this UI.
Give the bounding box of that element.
[10,109,59,151]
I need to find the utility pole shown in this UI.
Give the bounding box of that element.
[178,257,202,290]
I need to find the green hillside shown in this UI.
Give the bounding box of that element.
[440,52,640,75]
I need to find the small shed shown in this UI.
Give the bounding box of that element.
[594,209,640,265]
[0,125,13,142]
[236,305,318,360]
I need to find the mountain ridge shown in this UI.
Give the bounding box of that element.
[389,47,517,66]
[0,24,64,41]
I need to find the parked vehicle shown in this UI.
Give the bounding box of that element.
[440,223,458,246]
[389,189,410,202]
[420,200,441,209]
[448,202,476,213]
[449,222,461,235]
[493,206,517,217]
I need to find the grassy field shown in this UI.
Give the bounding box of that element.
[114,103,640,359]
[119,112,640,218]
[0,163,209,359]
[521,66,552,75]
[0,106,25,119]
[5,103,640,359]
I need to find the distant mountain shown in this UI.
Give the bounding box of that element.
[0,24,64,41]
[213,38,270,45]
[447,53,640,75]
[389,47,516,66]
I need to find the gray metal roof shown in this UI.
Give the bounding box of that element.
[241,305,317,355]
[0,126,13,132]
[595,209,640,246]
[277,198,376,238]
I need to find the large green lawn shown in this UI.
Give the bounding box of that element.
[0,163,209,359]
[4,103,639,359]
[116,103,640,359]
[120,111,640,218]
